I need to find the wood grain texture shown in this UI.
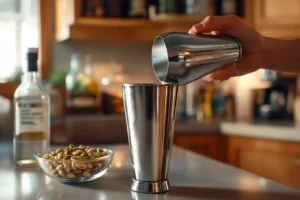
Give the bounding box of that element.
[253,0,300,27]
[174,134,227,163]
[40,0,53,80]
[227,136,300,190]
[53,0,300,42]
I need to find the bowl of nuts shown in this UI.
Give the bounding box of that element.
[34,144,114,183]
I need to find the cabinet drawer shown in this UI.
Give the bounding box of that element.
[174,134,226,162]
[254,0,300,26]
[240,150,300,189]
[228,136,300,189]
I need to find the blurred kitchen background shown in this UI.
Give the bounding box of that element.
[1,0,300,189]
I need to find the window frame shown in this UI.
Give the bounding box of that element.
[0,0,53,100]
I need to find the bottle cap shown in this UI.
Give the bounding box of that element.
[27,47,38,72]
[28,48,38,53]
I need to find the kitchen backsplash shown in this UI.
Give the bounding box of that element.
[52,40,160,84]
[52,39,296,122]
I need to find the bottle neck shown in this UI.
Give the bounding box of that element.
[23,71,39,83]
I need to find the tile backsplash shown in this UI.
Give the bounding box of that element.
[52,40,160,84]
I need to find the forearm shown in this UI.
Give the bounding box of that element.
[262,36,300,73]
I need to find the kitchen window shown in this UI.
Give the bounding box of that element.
[0,0,40,82]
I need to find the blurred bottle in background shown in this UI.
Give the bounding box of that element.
[95,0,105,17]
[176,83,196,121]
[82,0,97,17]
[100,61,126,114]
[194,81,236,123]
[129,0,147,18]
[158,0,186,14]
[185,0,215,15]
[104,0,129,18]
[215,0,244,16]
[65,54,101,114]
[80,0,225,19]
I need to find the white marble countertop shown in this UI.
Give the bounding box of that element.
[0,142,299,200]
[221,121,300,141]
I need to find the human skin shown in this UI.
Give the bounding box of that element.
[188,15,300,82]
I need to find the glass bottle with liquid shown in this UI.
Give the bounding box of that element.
[65,54,100,114]
[13,48,50,166]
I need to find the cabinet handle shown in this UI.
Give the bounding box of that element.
[294,159,300,166]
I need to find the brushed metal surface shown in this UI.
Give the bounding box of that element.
[131,179,170,193]
[152,32,242,85]
[122,84,178,193]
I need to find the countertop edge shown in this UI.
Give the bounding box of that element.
[220,121,300,142]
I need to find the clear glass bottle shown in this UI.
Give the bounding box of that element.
[13,48,50,166]
[65,54,100,114]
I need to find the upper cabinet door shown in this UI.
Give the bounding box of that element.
[251,0,300,38]
[254,0,300,26]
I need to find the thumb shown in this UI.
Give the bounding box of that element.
[192,15,239,34]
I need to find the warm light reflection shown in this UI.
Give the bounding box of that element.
[111,149,127,169]
[101,77,110,86]
[258,178,267,187]
[45,176,51,185]
[178,52,190,56]
[239,176,260,189]
[21,173,33,196]
[115,162,122,168]
[97,191,107,200]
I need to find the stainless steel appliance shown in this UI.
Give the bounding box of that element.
[122,84,178,193]
[151,32,242,85]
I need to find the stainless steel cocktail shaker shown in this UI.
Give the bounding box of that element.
[151,32,242,85]
[122,32,242,194]
[122,84,178,193]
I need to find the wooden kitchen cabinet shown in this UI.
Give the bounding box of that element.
[174,134,226,163]
[253,0,300,26]
[54,0,204,42]
[250,0,300,38]
[227,136,300,190]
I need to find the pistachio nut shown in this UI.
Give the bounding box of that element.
[76,162,87,170]
[65,166,71,173]
[56,148,64,153]
[43,154,50,159]
[87,163,92,169]
[56,164,63,171]
[67,173,75,178]
[59,170,67,177]
[87,148,96,153]
[83,171,91,177]
[72,170,82,174]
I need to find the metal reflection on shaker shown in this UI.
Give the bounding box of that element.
[122,84,178,193]
[151,32,242,85]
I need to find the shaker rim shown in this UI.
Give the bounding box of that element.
[122,83,178,87]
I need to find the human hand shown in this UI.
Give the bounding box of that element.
[189,15,264,82]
